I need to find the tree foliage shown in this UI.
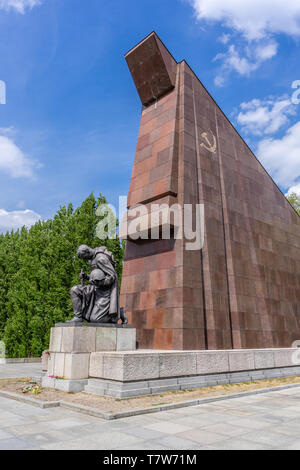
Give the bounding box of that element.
[0,194,125,358]
[287,192,300,216]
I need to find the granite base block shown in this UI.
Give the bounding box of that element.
[47,352,90,380]
[88,348,300,382]
[45,325,137,385]
[49,326,136,353]
[43,346,300,397]
[84,365,300,398]
[42,376,88,393]
[41,351,49,371]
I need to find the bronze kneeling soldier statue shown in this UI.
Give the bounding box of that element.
[68,245,128,325]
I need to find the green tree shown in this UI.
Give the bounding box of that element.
[287,192,300,215]
[0,229,25,338]
[1,193,124,358]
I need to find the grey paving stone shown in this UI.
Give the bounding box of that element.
[28,410,79,422]
[278,389,300,396]
[0,417,35,428]
[252,414,288,425]
[0,437,33,450]
[118,414,165,426]
[201,422,253,437]
[282,442,300,450]
[207,438,274,450]
[144,421,194,435]
[1,372,300,450]
[0,430,14,440]
[93,420,137,433]
[89,431,144,449]
[17,432,62,447]
[166,414,226,428]
[125,426,169,441]
[241,429,296,448]
[46,417,96,430]
[176,428,229,445]
[58,422,113,439]
[269,423,300,438]
[119,440,169,450]
[277,420,300,432]
[0,363,41,379]
[155,435,203,450]
[194,403,232,412]
[208,407,254,418]
[38,429,82,443]
[149,410,201,423]
[226,417,275,430]
[5,422,54,436]
[270,408,300,419]
[0,411,21,421]
[8,408,52,418]
[40,439,106,450]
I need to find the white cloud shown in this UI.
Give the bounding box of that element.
[254,42,278,61]
[257,121,300,189]
[218,33,231,45]
[189,0,300,41]
[0,134,38,178]
[188,1,300,83]
[0,0,42,14]
[0,126,16,136]
[237,96,296,135]
[286,183,300,196]
[214,75,225,87]
[214,40,278,85]
[0,208,40,232]
[214,45,259,77]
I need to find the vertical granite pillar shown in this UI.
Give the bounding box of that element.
[120,32,300,350]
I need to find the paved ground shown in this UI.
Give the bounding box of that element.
[0,381,300,449]
[0,363,41,379]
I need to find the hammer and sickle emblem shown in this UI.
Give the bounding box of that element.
[200,129,217,154]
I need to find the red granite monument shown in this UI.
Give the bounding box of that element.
[120,32,300,351]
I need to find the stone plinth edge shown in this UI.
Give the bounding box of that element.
[55,323,131,328]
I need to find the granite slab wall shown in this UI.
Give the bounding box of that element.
[120,32,300,350]
[88,348,300,382]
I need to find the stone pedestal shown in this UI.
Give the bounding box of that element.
[50,323,136,354]
[84,348,300,398]
[42,323,136,392]
[42,340,300,395]
[41,351,49,371]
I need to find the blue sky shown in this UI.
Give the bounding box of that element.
[0,0,300,231]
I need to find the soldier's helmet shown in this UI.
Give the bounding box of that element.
[89,268,105,284]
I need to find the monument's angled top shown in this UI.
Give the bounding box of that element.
[125,31,177,63]
[125,32,299,217]
[125,31,177,107]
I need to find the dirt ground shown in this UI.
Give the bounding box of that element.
[0,376,299,413]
